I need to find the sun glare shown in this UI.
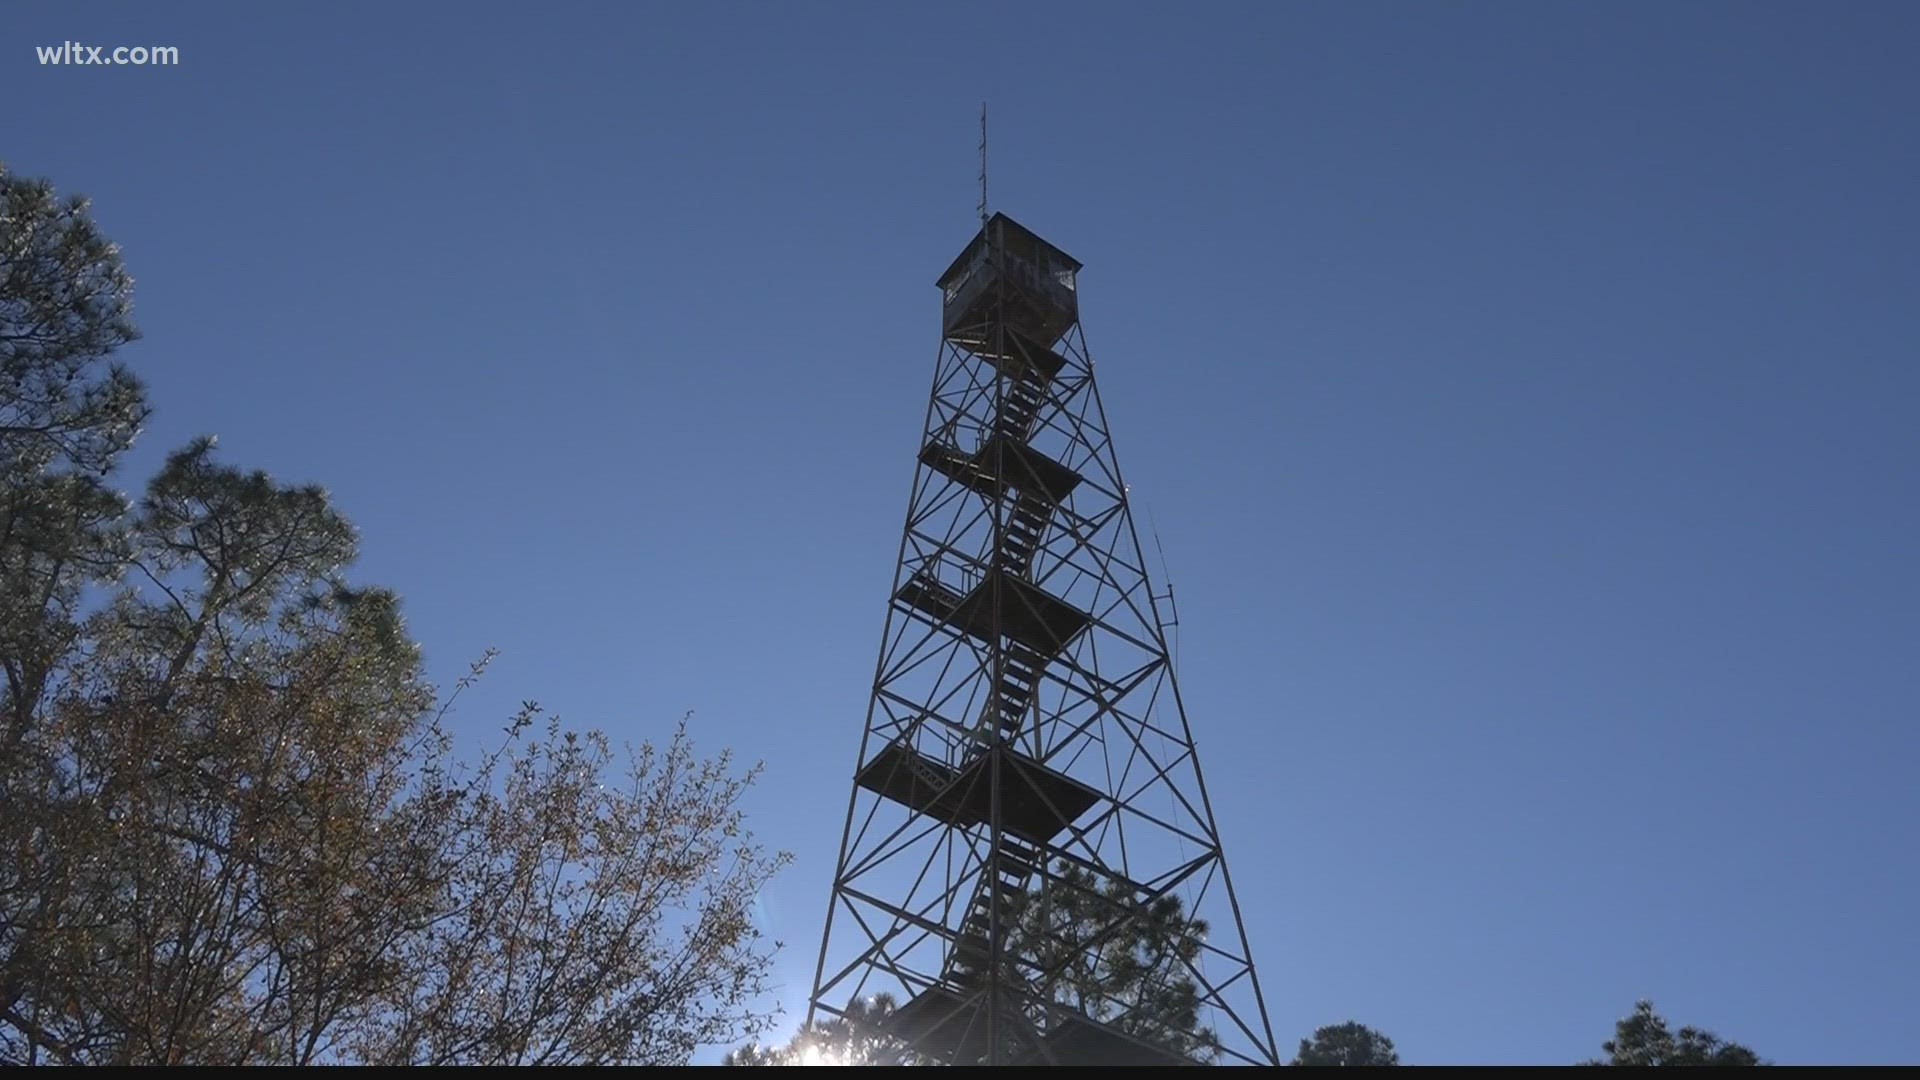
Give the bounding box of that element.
[798,1044,843,1067]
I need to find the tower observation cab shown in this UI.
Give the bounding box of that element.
[938,212,1082,352]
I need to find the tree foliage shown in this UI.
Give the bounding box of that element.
[723,994,907,1066]
[0,166,789,1065]
[728,863,1216,1065]
[1590,1000,1763,1067]
[1293,1020,1400,1066]
[0,165,143,479]
[999,862,1217,1060]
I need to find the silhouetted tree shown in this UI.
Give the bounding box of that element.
[1588,1000,1762,1066]
[727,863,1217,1065]
[723,994,907,1066]
[1293,1021,1400,1066]
[0,167,790,1066]
[1000,862,1217,1060]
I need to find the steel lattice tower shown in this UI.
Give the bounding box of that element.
[807,213,1279,1066]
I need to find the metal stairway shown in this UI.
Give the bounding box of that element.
[974,363,1057,743]
[932,353,1062,1055]
[951,831,1042,976]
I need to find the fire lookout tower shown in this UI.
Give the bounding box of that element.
[807,212,1280,1066]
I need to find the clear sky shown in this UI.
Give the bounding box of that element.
[5,1,1916,1065]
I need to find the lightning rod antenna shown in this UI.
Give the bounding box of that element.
[978,102,989,225]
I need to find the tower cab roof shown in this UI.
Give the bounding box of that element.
[937,212,1083,290]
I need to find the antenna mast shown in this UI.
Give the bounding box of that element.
[977,102,989,225]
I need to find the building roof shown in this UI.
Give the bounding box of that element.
[936,211,1084,289]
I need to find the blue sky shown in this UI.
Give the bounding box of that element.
[5,1,1916,1065]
